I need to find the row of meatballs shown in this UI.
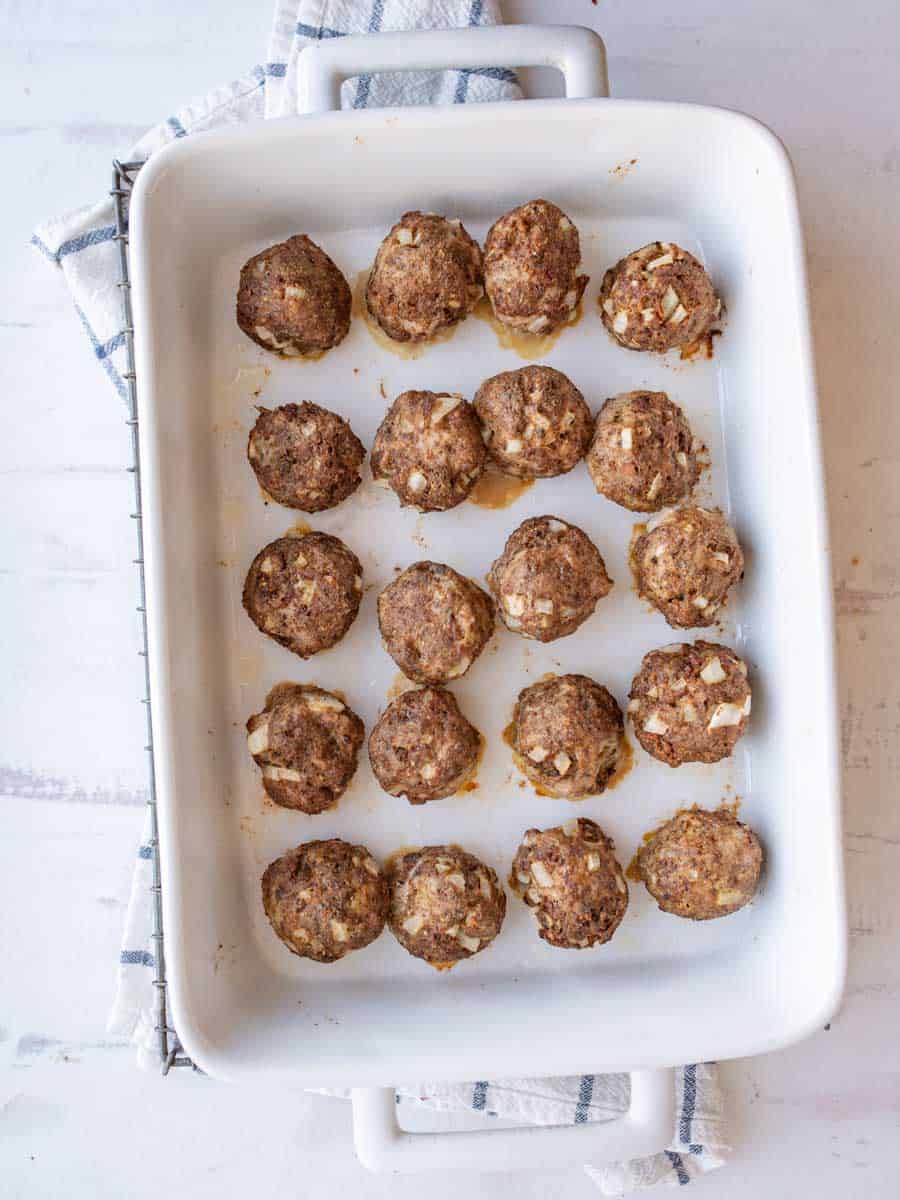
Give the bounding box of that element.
[237,200,720,358]
[262,808,764,968]
[249,380,710,517]
[247,644,751,818]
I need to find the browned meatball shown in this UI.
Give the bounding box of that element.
[600,242,720,353]
[637,807,763,920]
[587,391,699,513]
[629,642,751,767]
[632,506,744,628]
[387,845,506,967]
[371,390,485,511]
[247,402,365,512]
[369,687,480,804]
[484,199,588,334]
[243,533,362,658]
[512,675,624,799]
[237,235,351,357]
[246,683,364,813]
[261,839,388,962]
[487,515,612,642]
[474,365,592,479]
[366,212,483,343]
[378,562,494,684]
[510,819,628,949]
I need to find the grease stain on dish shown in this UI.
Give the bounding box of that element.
[469,468,534,510]
[353,270,458,359]
[473,294,583,359]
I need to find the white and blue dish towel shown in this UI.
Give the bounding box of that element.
[33,2,730,1191]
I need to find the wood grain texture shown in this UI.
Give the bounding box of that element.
[2,0,899,1195]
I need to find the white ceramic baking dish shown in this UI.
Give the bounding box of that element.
[130,24,845,1172]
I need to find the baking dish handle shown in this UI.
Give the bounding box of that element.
[297,24,609,113]
[350,1068,674,1173]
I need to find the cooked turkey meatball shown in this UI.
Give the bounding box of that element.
[474,365,592,479]
[246,683,364,813]
[483,199,588,334]
[487,515,612,642]
[600,242,720,353]
[243,533,362,658]
[387,845,506,967]
[512,675,624,799]
[237,235,351,357]
[632,506,744,628]
[366,212,483,343]
[510,819,628,949]
[371,390,485,511]
[261,839,388,962]
[628,641,751,767]
[247,402,365,512]
[369,687,480,804]
[586,391,699,513]
[637,807,763,920]
[378,562,494,684]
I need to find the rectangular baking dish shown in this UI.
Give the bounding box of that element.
[130,24,844,1148]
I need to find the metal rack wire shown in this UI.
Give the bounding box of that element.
[111,159,194,1074]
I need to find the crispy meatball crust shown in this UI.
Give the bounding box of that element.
[637,807,763,920]
[369,687,481,804]
[474,365,592,479]
[632,506,744,628]
[237,235,351,357]
[487,515,612,642]
[587,391,700,513]
[387,845,506,967]
[243,533,362,658]
[483,199,588,334]
[378,561,494,684]
[247,402,365,512]
[600,242,719,353]
[366,212,484,343]
[371,390,485,511]
[512,675,624,799]
[246,683,364,813]
[261,839,388,962]
[510,819,628,949]
[629,641,751,767]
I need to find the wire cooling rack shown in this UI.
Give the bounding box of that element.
[111,159,194,1074]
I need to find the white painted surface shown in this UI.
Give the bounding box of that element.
[1,1,898,1196]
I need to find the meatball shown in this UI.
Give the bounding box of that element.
[628,641,751,767]
[510,819,628,949]
[261,839,388,962]
[371,390,485,511]
[600,242,719,353]
[487,515,612,642]
[369,687,481,804]
[237,235,351,357]
[586,391,699,513]
[474,365,592,479]
[483,199,588,334]
[387,845,506,967]
[632,506,744,628]
[243,532,362,658]
[378,561,494,684]
[366,212,483,343]
[637,807,763,920]
[246,683,364,813]
[247,402,365,512]
[512,675,624,799]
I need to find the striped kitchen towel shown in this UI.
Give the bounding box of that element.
[34,1,729,1192]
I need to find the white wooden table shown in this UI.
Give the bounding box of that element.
[3,1,899,1195]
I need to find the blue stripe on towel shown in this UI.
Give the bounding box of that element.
[353,1,386,110]
[574,1074,595,1123]
[73,302,127,400]
[472,1080,488,1110]
[666,1151,690,1186]
[679,1064,697,1145]
[138,845,153,860]
[297,21,345,40]
[33,225,117,264]
[166,115,187,139]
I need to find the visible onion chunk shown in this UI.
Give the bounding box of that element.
[643,712,669,735]
[700,657,726,685]
[707,702,745,730]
